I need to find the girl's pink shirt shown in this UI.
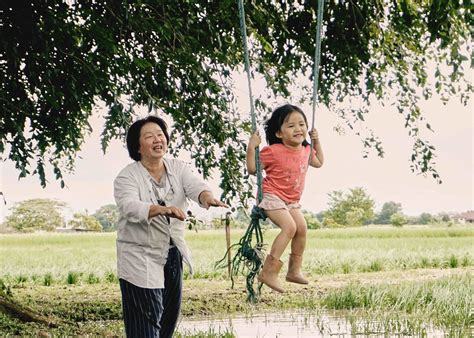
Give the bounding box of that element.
[260,144,315,203]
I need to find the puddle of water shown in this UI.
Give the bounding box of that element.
[177,310,446,337]
[178,310,342,337]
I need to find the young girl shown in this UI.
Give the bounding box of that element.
[247,104,324,293]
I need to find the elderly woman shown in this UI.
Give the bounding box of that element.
[114,116,227,338]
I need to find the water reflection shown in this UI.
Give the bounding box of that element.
[177,310,445,337]
[177,310,352,337]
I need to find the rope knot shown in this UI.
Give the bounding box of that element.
[250,206,267,222]
[240,240,265,261]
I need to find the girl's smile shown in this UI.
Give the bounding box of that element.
[276,111,308,148]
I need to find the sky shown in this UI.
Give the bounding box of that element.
[1,77,473,222]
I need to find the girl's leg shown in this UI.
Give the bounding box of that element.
[288,208,307,256]
[265,209,297,259]
[258,209,297,293]
[286,208,309,284]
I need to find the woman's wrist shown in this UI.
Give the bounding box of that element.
[198,191,212,205]
[149,204,167,218]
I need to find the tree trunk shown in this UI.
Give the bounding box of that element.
[0,295,59,328]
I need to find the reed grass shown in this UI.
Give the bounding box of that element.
[321,273,472,332]
[1,226,472,286]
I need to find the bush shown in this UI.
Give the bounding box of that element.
[391,213,407,227]
[323,217,343,228]
[345,207,365,227]
[304,213,322,229]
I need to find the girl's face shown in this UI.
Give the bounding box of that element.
[139,122,168,161]
[276,111,308,148]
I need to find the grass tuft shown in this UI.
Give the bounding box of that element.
[86,273,100,284]
[43,273,53,286]
[66,271,80,285]
[321,273,472,331]
[105,271,118,283]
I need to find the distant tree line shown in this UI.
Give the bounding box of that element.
[0,199,118,233]
[0,190,459,233]
[302,188,454,228]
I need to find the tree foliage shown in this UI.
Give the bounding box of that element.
[92,204,119,231]
[68,212,103,231]
[417,212,434,224]
[1,1,471,203]
[324,187,375,226]
[376,201,403,224]
[390,212,408,227]
[302,209,322,229]
[2,198,65,232]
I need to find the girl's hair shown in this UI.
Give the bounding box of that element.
[126,116,170,161]
[264,104,310,146]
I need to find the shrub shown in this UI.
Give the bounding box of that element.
[391,213,407,227]
[323,216,343,228]
[306,217,322,230]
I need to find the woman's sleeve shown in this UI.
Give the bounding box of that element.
[114,170,151,225]
[180,164,212,206]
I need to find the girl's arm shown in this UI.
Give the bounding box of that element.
[309,128,324,168]
[246,132,261,175]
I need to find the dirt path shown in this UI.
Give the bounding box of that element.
[180,267,472,316]
[185,267,472,296]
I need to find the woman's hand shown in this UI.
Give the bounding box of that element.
[199,191,229,210]
[161,205,186,221]
[149,204,186,221]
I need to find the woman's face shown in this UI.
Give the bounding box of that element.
[138,122,168,161]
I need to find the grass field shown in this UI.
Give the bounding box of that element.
[0,225,472,336]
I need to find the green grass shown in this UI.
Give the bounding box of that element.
[321,274,471,323]
[189,225,474,279]
[0,225,472,336]
[2,271,470,336]
[0,232,116,283]
[0,225,472,285]
[321,273,472,336]
[175,328,235,338]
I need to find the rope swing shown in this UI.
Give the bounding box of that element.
[216,0,326,303]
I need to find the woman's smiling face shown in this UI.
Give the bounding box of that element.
[139,122,168,161]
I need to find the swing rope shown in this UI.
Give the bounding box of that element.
[216,0,325,303]
[311,0,325,131]
[237,0,264,203]
[215,0,266,303]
